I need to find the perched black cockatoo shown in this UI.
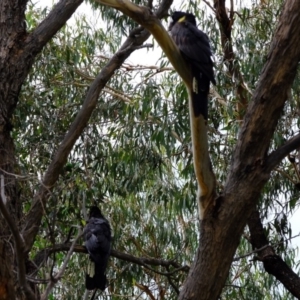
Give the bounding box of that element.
[169,11,215,119]
[84,206,112,291]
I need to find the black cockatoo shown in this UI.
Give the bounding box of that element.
[84,206,112,291]
[169,11,215,119]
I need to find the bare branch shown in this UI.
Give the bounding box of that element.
[0,175,6,205]
[0,168,33,180]
[24,0,83,56]
[248,209,300,298]
[214,0,250,120]
[274,168,297,185]
[265,133,300,172]
[34,243,188,272]
[135,282,156,300]
[22,0,174,253]
[143,263,189,276]
[166,266,180,295]
[203,0,216,13]
[40,230,83,300]
[93,0,191,87]
[92,0,216,218]
[233,232,300,261]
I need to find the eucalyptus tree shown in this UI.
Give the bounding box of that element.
[1,0,300,299]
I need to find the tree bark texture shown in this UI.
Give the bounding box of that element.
[1,0,300,299]
[0,1,30,298]
[0,0,83,298]
[179,1,300,299]
[0,0,173,298]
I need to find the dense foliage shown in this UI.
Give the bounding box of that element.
[11,0,299,298]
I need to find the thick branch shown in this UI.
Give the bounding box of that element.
[33,243,189,272]
[23,0,84,56]
[179,1,300,299]
[265,133,300,172]
[22,48,142,251]
[92,0,215,216]
[112,249,189,271]
[22,0,173,253]
[230,3,300,171]
[93,0,191,87]
[1,0,83,122]
[190,111,216,219]
[248,209,300,298]
[214,0,249,120]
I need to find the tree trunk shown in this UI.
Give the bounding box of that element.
[0,0,83,298]
[179,0,300,298]
[0,1,28,298]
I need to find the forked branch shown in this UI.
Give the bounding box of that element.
[93,0,216,218]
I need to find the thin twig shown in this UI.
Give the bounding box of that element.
[143,264,189,276]
[203,0,216,13]
[166,274,180,294]
[274,168,297,184]
[40,229,83,300]
[135,282,156,300]
[0,167,35,180]
[233,231,300,261]
[266,133,300,172]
